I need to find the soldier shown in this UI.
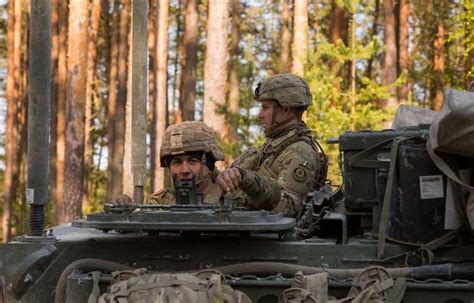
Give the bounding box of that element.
[148,121,224,204]
[216,73,327,217]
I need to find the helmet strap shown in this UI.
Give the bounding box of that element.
[265,105,297,138]
[271,105,297,127]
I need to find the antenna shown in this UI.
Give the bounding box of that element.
[27,0,51,236]
[130,1,149,204]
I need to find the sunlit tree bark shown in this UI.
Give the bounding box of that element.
[367,0,379,80]
[178,0,199,122]
[330,0,347,44]
[50,0,59,216]
[280,0,291,72]
[398,0,409,103]
[116,0,131,197]
[203,0,230,136]
[2,0,21,242]
[149,0,157,189]
[61,0,89,223]
[152,0,170,191]
[433,5,445,111]
[291,0,308,76]
[106,1,120,202]
[226,0,241,146]
[170,0,182,121]
[54,0,68,223]
[84,0,102,211]
[382,0,398,108]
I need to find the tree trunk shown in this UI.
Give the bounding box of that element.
[61,0,89,223]
[153,0,170,192]
[122,31,133,197]
[203,0,230,136]
[55,0,68,223]
[329,0,348,96]
[170,0,182,121]
[226,0,240,146]
[178,0,199,122]
[50,0,60,215]
[291,0,308,76]
[18,4,30,234]
[149,0,157,190]
[106,1,120,202]
[330,0,347,44]
[433,11,445,111]
[367,0,379,80]
[382,0,398,108]
[2,0,20,242]
[116,0,131,198]
[280,0,291,73]
[84,0,102,211]
[102,0,111,76]
[398,0,409,103]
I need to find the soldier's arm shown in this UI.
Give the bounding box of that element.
[238,144,319,217]
[147,189,176,205]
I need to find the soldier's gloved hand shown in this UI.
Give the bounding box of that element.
[216,168,242,193]
[113,194,133,205]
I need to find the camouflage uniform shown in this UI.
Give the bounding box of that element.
[148,121,224,205]
[232,74,327,217]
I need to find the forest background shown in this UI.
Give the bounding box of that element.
[0,0,472,242]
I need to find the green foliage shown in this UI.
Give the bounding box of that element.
[221,30,265,158]
[305,32,394,184]
[446,0,474,88]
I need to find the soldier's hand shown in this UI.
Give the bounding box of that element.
[217,168,242,193]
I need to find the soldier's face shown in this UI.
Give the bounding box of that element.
[259,99,293,130]
[169,154,210,181]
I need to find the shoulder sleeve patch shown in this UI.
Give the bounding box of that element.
[292,166,307,183]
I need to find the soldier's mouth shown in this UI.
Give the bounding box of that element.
[177,177,193,181]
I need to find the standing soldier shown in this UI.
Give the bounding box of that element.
[149,121,224,204]
[217,73,328,217]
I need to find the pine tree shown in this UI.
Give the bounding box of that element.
[203,0,230,136]
[61,0,89,223]
[153,0,170,191]
[178,0,199,122]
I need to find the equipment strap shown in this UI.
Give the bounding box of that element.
[88,271,102,303]
[348,137,397,168]
[377,136,416,259]
[378,136,467,261]
[426,143,474,192]
[386,278,407,303]
[427,143,474,234]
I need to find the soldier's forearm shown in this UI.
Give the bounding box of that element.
[237,168,282,210]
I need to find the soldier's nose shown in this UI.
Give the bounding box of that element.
[180,162,191,173]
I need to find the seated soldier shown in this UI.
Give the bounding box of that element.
[216,73,328,217]
[149,121,224,204]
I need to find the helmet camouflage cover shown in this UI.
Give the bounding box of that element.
[253,73,312,108]
[160,121,224,167]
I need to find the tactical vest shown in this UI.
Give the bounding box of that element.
[234,129,328,190]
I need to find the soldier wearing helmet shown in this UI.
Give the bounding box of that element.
[217,73,327,217]
[149,121,224,204]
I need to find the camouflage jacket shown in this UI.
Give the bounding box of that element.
[232,125,325,217]
[148,177,222,205]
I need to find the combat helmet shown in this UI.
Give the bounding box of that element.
[254,73,312,108]
[160,121,224,167]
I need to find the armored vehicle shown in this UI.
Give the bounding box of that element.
[1,2,474,302]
